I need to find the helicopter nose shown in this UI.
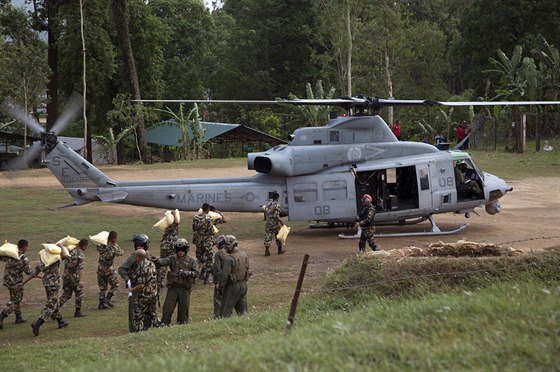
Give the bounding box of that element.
[484,173,512,202]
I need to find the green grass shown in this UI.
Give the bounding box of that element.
[1,151,559,370]
[1,249,558,371]
[469,149,560,179]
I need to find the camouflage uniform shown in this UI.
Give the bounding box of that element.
[264,200,283,251]
[219,250,249,318]
[157,254,198,325]
[97,242,124,304]
[158,222,179,287]
[1,254,32,319]
[132,259,158,332]
[192,212,215,278]
[58,248,85,310]
[118,250,157,332]
[212,248,227,319]
[358,201,377,251]
[32,260,65,322]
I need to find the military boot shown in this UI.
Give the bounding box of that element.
[15,313,26,324]
[74,308,87,318]
[98,299,109,309]
[57,318,70,329]
[105,293,114,308]
[0,311,7,329]
[31,318,45,336]
[278,246,286,254]
[264,247,271,257]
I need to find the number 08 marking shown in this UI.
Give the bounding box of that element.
[314,206,331,215]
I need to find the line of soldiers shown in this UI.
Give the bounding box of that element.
[1,200,261,336]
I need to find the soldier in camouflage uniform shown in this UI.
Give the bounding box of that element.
[58,239,88,318]
[192,203,215,284]
[219,235,250,318]
[157,210,179,288]
[156,238,198,325]
[118,234,154,332]
[264,192,286,256]
[0,239,32,329]
[212,235,228,319]
[127,249,158,332]
[21,245,71,336]
[97,231,124,309]
[356,194,377,252]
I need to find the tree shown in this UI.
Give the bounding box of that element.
[0,5,49,112]
[149,0,212,100]
[287,80,336,126]
[456,0,560,95]
[314,0,362,96]
[111,0,149,163]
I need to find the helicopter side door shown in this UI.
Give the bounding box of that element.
[286,172,356,222]
[416,164,434,214]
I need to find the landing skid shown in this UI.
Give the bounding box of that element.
[338,215,469,239]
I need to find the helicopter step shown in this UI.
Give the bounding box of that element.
[338,215,469,239]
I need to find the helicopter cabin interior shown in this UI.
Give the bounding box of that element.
[355,160,484,214]
[355,166,420,213]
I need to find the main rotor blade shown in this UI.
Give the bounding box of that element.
[3,141,43,171]
[131,99,280,105]
[438,101,560,106]
[131,97,560,108]
[0,99,44,134]
[51,92,84,135]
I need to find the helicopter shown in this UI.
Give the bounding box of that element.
[2,95,558,237]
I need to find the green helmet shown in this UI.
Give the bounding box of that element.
[223,235,238,252]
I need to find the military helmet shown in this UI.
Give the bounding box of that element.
[361,194,373,203]
[132,234,150,249]
[174,238,190,252]
[223,235,238,252]
[215,235,227,250]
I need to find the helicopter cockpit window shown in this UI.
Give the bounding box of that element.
[323,180,347,200]
[293,183,318,202]
[468,158,485,181]
[329,131,340,142]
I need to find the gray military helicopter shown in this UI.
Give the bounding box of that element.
[2,95,558,237]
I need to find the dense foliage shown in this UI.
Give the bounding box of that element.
[1,0,559,161]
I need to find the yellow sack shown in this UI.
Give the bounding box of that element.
[90,231,109,246]
[153,209,181,232]
[39,244,69,266]
[210,211,226,222]
[276,225,291,245]
[0,241,19,260]
[56,236,80,252]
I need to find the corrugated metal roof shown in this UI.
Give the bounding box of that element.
[145,121,285,147]
[145,121,237,146]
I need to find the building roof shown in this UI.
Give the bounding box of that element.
[145,121,286,147]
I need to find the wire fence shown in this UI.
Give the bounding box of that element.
[471,110,560,151]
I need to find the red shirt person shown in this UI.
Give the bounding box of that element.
[391,121,401,140]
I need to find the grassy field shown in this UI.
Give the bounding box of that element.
[1,249,558,371]
[0,147,559,370]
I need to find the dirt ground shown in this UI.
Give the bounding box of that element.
[1,166,559,314]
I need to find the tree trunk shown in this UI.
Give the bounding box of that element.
[46,0,61,132]
[111,0,149,163]
[345,3,352,97]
